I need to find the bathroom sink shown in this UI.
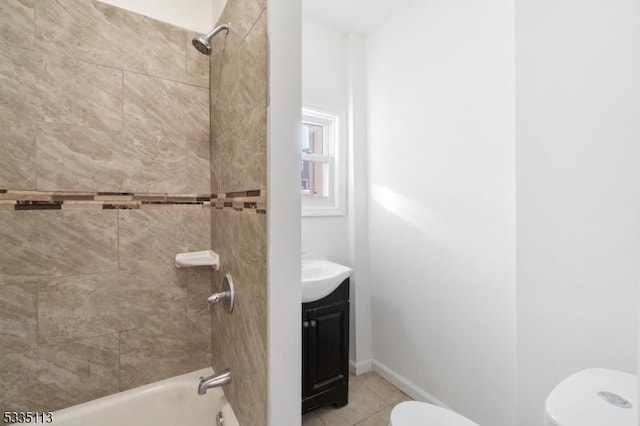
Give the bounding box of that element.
[301,259,352,303]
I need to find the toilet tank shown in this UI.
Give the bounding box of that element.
[544,368,638,426]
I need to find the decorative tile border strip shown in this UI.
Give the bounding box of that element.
[213,190,266,214]
[0,190,266,214]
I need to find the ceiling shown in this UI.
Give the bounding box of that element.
[302,0,415,34]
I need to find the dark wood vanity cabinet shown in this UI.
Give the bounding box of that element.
[302,279,350,414]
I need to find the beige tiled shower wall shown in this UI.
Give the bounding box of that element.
[209,0,269,425]
[0,0,214,413]
[0,0,210,194]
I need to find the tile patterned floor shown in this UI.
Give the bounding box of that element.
[302,372,412,426]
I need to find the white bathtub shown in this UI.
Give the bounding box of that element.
[52,368,239,426]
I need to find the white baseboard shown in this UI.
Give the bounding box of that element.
[371,360,450,409]
[349,359,373,375]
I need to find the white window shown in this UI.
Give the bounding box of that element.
[301,107,346,216]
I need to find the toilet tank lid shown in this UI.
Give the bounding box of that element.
[545,368,638,426]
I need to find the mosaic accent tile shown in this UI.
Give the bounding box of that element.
[60,201,106,211]
[95,194,134,201]
[52,194,95,201]
[14,201,61,210]
[133,194,168,202]
[165,195,198,202]
[0,190,264,213]
[3,190,55,201]
[227,191,246,198]
[102,203,140,210]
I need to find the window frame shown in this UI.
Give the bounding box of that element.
[301,106,347,216]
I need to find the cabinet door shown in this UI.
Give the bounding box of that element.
[305,301,349,397]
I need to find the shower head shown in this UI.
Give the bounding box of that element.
[192,23,230,55]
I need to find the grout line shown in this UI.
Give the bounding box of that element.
[34,331,121,351]
[32,2,37,48]
[118,331,122,391]
[116,210,120,270]
[238,7,266,49]
[123,68,210,90]
[34,121,39,191]
[13,38,208,90]
[185,33,189,84]
[35,279,40,348]
[121,68,124,131]
[34,117,119,134]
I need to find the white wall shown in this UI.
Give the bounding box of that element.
[301,218,349,263]
[301,17,350,265]
[267,0,302,425]
[346,34,373,372]
[98,0,226,32]
[301,17,374,369]
[515,0,640,424]
[366,1,516,425]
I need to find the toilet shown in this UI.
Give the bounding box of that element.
[390,368,638,426]
[545,368,638,426]
[389,401,479,426]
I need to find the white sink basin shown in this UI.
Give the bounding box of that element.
[302,259,352,303]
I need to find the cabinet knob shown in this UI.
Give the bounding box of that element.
[310,320,317,327]
[303,321,309,328]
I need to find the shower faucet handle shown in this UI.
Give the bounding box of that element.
[207,273,235,313]
[207,291,231,304]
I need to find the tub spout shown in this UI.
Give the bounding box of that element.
[198,369,231,395]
